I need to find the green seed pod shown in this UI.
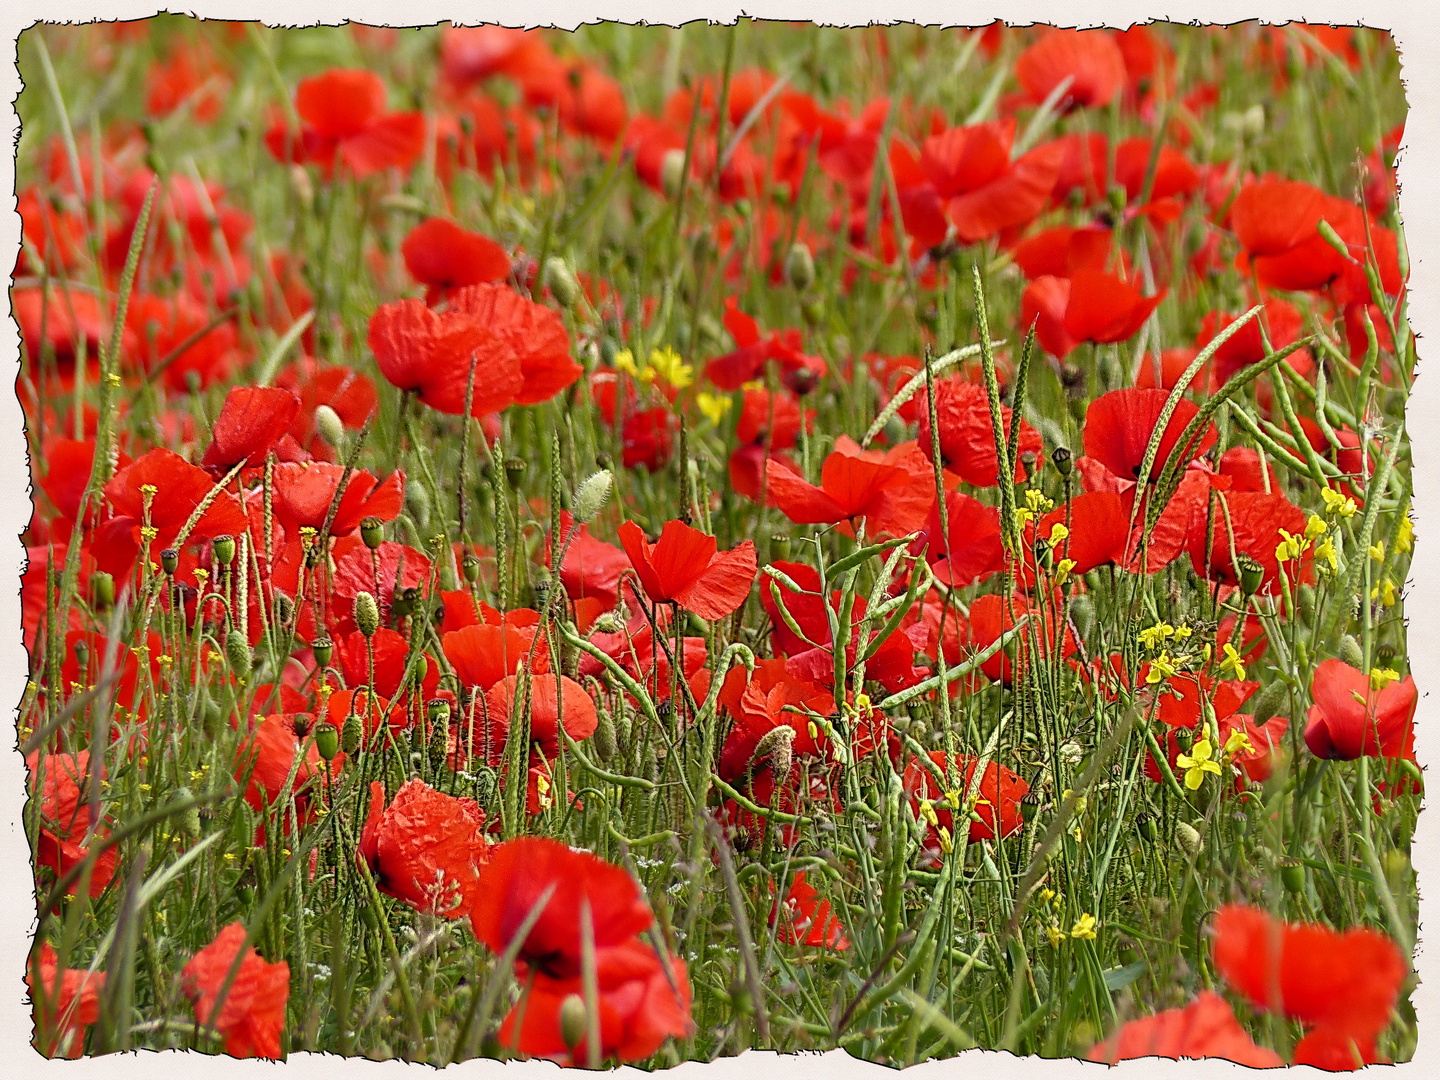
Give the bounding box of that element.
[429,721,450,771]
[175,787,202,838]
[1338,634,1365,669]
[1020,788,1042,825]
[505,457,528,486]
[314,722,340,763]
[615,710,633,755]
[559,993,588,1052]
[1279,856,1305,894]
[1175,820,1203,859]
[770,533,791,557]
[314,404,345,449]
[212,534,236,567]
[1236,553,1265,597]
[785,242,816,292]
[311,637,334,670]
[1249,679,1290,725]
[660,148,686,197]
[1051,446,1073,476]
[360,516,385,550]
[593,705,618,763]
[90,571,115,613]
[543,257,579,308]
[225,634,252,683]
[341,710,364,755]
[405,482,431,530]
[354,592,381,639]
[462,551,482,583]
[572,470,614,524]
[160,548,180,576]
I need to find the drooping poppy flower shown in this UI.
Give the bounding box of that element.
[1305,659,1417,762]
[270,462,404,537]
[486,672,599,760]
[357,779,489,919]
[470,836,654,979]
[181,922,290,1059]
[499,937,693,1066]
[367,298,524,417]
[1016,28,1128,110]
[916,378,1043,487]
[618,519,756,621]
[1083,388,1217,484]
[27,942,106,1058]
[771,871,849,950]
[201,386,302,472]
[401,218,511,305]
[264,68,425,179]
[1087,991,1284,1067]
[1212,904,1407,1061]
[448,283,581,404]
[902,751,1029,858]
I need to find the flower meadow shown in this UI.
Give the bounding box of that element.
[13,16,1419,1069]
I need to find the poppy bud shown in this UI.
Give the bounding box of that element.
[273,593,295,628]
[471,767,497,804]
[462,551,482,583]
[801,296,825,327]
[752,724,796,789]
[289,164,314,210]
[428,723,449,771]
[225,634,252,682]
[1338,634,1364,669]
[172,786,202,838]
[341,711,363,755]
[543,257,579,308]
[312,637,334,669]
[161,548,180,576]
[405,482,431,530]
[1175,821,1203,859]
[314,404,345,448]
[212,534,236,567]
[657,697,673,722]
[360,516,385,550]
[505,457,528,487]
[1279,856,1305,894]
[572,470,614,524]
[1249,679,1289,725]
[314,722,340,763]
[1136,812,1159,843]
[785,242,816,292]
[559,993,589,1052]
[533,577,552,610]
[1236,553,1265,597]
[91,571,115,613]
[355,592,381,639]
[660,149,687,197]
[1051,447,1073,477]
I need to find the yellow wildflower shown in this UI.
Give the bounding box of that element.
[1321,487,1358,519]
[1305,514,1328,541]
[1218,642,1246,681]
[1071,913,1098,940]
[1396,513,1414,553]
[1176,739,1223,790]
[1275,529,1308,562]
[697,391,732,426]
[1369,667,1400,691]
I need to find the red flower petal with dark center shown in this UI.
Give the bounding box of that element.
[619,519,757,621]
[1062,269,1165,346]
[202,386,302,471]
[1185,488,1307,597]
[367,298,524,416]
[1082,387,1217,483]
[1304,658,1417,761]
[1016,28,1128,109]
[916,379,1044,487]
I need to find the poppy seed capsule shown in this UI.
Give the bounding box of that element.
[1175,821,1203,858]
[314,722,340,763]
[355,592,381,639]
[427,699,452,726]
[313,404,345,448]
[1279,856,1305,894]
[1020,788,1042,824]
[1051,447,1073,476]
[161,548,180,576]
[360,516,385,550]
[505,458,527,486]
[212,534,236,567]
[462,551,481,583]
[785,242,816,292]
[1136,812,1159,843]
[90,571,115,612]
[1236,553,1265,596]
[559,993,589,1052]
[312,637,334,669]
[340,711,363,755]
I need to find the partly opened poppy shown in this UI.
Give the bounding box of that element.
[401,217,511,304]
[264,68,425,178]
[619,519,757,621]
[358,778,490,919]
[201,385,302,471]
[1016,28,1128,109]
[181,922,290,1059]
[367,298,524,416]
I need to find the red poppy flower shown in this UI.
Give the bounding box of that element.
[902,751,1029,854]
[358,778,489,919]
[1195,299,1314,388]
[448,283,581,405]
[771,871,849,950]
[916,378,1043,487]
[716,659,836,782]
[1010,225,1113,280]
[1083,388,1217,484]
[367,298,524,417]
[1022,271,1165,359]
[28,749,116,898]
[618,519,756,621]
[765,446,912,531]
[1212,905,1407,1050]
[470,836,654,979]
[487,672,599,760]
[1185,488,1308,597]
[921,489,1005,587]
[264,68,425,179]
[705,298,826,393]
[270,462,404,536]
[622,407,674,472]
[969,593,1076,685]
[551,513,631,606]
[401,218,511,305]
[235,713,339,824]
[1305,659,1417,762]
[181,922,290,1059]
[145,43,229,123]
[735,387,811,448]
[324,687,407,738]
[1016,29,1128,109]
[1230,176,1328,258]
[104,447,249,557]
[1218,447,1280,493]
[1133,346,1201,391]
[946,141,1065,244]
[336,627,438,702]
[1218,712,1289,784]
[1029,491,1130,576]
[1087,991,1283,1067]
[28,942,106,1058]
[499,937,693,1065]
[202,386,302,472]
[123,292,241,392]
[276,359,377,451]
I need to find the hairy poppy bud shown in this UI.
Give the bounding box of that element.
[225,634,252,682]
[360,516,385,550]
[559,993,588,1052]
[341,711,363,755]
[289,164,314,210]
[785,242,815,292]
[752,724,796,789]
[1279,855,1305,894]
[1051,447,1073,477]
[593,705,618,763]
[212,534,236,567]
[427,699,452,727]
[313,404,344,449]
[91,571,115,613]
[462,551,482,583]
[1235,553,1265,597]
[428,722,449,771]
[471,766,497,804]
[314,722,340,763]
[161,548,180,576]
[175,787,202,838]
[572,470,614,524]
[1175,821,1203,859]
[312,637,334,669]
[405,481,431,530]
[1248,679,1288,725]
[1338,633,1364,669]
[543,257,579,308]
[354,592,381,639]
[594,451,612,470]
[660,149,686,198]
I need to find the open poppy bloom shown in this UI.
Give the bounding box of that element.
[1083,388,1217,484]
[358,779,490,920]
[28,942,106,1058]
[919,489,1005,587]
[401,217,511,304]
[470,836,655,979]
[1022,270,1166,359]
[704,298,826,393]
[1016,28,1128,109]
[619,519,756,621]
[202,386,302,471]
[917,378,1043,487]
[499,937,693,1066]
[1304,659,1417,761]
[270,462,404,536]
[771,871,849,950]
[264,68,425,178]
[551,512,631,606]
[901,751,1029,859]
[486,672,599,760]
[448,283,581,405]
[1212,904,1408,1069]
[181,923,290,1059]
[443,621,548,693]
[968,593,1076,685]
[764,440,929,536]
[367,298,524,416]
[1088,990,1283,1066]
[28,750,116,898]
[104,447,249,568]
[1185,488,1308,598]
[235,714,341,828]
